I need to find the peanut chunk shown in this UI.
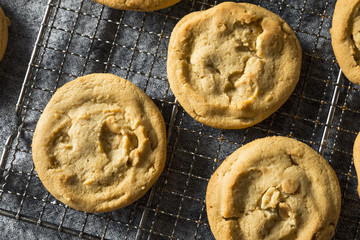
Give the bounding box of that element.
[105,116,121,134]
[281,178,299,194]
[279,202,294,220]
[261,187,280,209]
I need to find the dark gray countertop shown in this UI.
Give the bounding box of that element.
[0,1,45,157]
[0,1,60,238]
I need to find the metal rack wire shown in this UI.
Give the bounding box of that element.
[0,0,359,239]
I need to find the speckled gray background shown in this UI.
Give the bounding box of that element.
[1,0,360,239]
[0,1,45,157]
[0,0,59,238]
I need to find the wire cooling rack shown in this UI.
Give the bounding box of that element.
[1,0,359,239]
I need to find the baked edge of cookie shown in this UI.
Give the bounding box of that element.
[32,73,167,212]
[167,2,302,129]
[92,0,182,11]
[331,0,360,84]
[353,132,360,196]
[0,6,10,61]
[206,136,341,239]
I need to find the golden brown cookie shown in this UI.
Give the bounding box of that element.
[0,5,10,61]
[206,136,341,240]
[353,132,360,196]
[32,73,167,213]
[331,0,360,84]
[167,2,302,129]
[92,0,181,11]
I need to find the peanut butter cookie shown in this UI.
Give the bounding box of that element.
[353,132,360,196]
[206,136,341,240]
[167,2,302,129]
[0,6,10,61]
[32,73,167,213]
[92,0,181,11]
[331,0,360,84]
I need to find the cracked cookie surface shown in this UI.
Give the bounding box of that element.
[32,73,166,213]
[92,0,181,11]
[167,2,302,129]
[331,0,360,84]
[0,5,10,61]
[206,136,341,240]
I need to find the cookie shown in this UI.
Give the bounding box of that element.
[32,73,167,213]
[206,136,341,239]
[353,132,360,196]
[0,6,10,61]
[92,0,181,11]
[167,2,302,129]
[331,0,360,85]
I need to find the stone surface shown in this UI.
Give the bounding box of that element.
[0,0,46,155]
[0,215,78,239]
[0,0,54,239]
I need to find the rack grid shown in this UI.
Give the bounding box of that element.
[1,0,359,239]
